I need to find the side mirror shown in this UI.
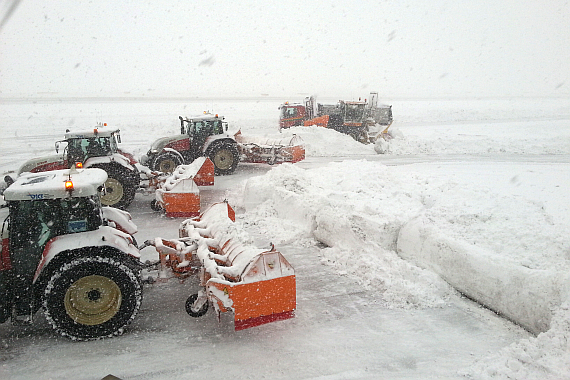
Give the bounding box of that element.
[55,141,61,153]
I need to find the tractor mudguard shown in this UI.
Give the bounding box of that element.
[102,207,138,235]
[32,226,140,284]
[161,148,185,161]
[84,153,136,172]
[202,135,236,154]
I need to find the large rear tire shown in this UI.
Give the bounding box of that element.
[43,256,142,341]
[207,142,239,176]
[96,164,138,209]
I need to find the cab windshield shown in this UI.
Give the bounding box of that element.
[190,120,224,136]
[343,104,366,123]
[9,196,103,250]
[280,106,299,119]
[67,135,117,163]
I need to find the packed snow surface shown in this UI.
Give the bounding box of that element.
[1,98,570,379]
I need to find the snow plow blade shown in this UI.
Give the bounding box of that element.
[154,157,214,217]
[207,255,296,331]
[179,202,297,330]
[235,131,305,164]
[304,114,330,128]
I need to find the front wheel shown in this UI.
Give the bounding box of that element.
[43,256,142,341]
[207,142,239,176]
[152,152,183,173]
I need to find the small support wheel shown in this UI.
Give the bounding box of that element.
[150,199,161,211]
[185,293,208,317]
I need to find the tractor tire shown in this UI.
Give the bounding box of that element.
[185,293,208,317]
[43,256,142,341]
[95,164,138,209]
[207,142,239,176]
[152,152,183,173]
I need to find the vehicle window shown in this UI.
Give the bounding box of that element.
[281,107,298,118]
[9,200,63,249]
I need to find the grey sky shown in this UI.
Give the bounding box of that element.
[1,0,569,99]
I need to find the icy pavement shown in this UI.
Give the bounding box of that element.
[0,204,529,379]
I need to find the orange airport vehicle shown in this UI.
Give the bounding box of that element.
[279,92,393,143]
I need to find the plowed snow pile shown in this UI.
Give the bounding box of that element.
[230,123,570,379]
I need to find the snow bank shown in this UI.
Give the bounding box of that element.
[256,125,376,157]
[375,119,570,155]
[397,218,570,334]
[237,161,455,308]
[237,158,570,329]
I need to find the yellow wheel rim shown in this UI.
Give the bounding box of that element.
[213,150,233,170]
[157,158,177,173]
[64,275,122,326]
[101,178,124,206]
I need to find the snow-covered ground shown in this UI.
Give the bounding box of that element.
[1,98,570,379]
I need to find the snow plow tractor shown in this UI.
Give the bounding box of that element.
[141,113,305,176]
[142,202,297,331]
[279,92,393,143]
[14,126,152,209]
[0,167,142,340]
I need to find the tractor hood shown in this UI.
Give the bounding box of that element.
[18,154,66,175]
[4,168,108,201]
[148,135,187,154]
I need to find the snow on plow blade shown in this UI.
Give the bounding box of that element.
[154,157,214,217]
[179,202,297,330]
[235,132,305,164]
[207,252,296,330]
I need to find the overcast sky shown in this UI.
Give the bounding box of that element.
[1,0,569,99]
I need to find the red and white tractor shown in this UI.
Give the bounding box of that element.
[141,113,305,176]
[0,167,142,340]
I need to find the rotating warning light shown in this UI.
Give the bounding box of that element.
[65,180,74,191]
[75,162,83,169]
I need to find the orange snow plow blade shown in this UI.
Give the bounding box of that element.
[178,202,297,330]
[208,257,296,330]
[154,157,214,217]
[235,131,305,164]
[304,114,329,128]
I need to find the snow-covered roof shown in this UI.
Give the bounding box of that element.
[64,126,120,139]
[3,168,107,201]
[182,113,224,122]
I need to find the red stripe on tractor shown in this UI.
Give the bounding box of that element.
[234,310,295,331]
[0,238,12,271]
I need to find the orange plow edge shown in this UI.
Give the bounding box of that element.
[147,201,297,331]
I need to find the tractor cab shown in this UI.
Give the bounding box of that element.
[278,102,306,129]
[57,127,122,167]
[0,168,108,323]
[339,101,367,126]
[180,113,228,153]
